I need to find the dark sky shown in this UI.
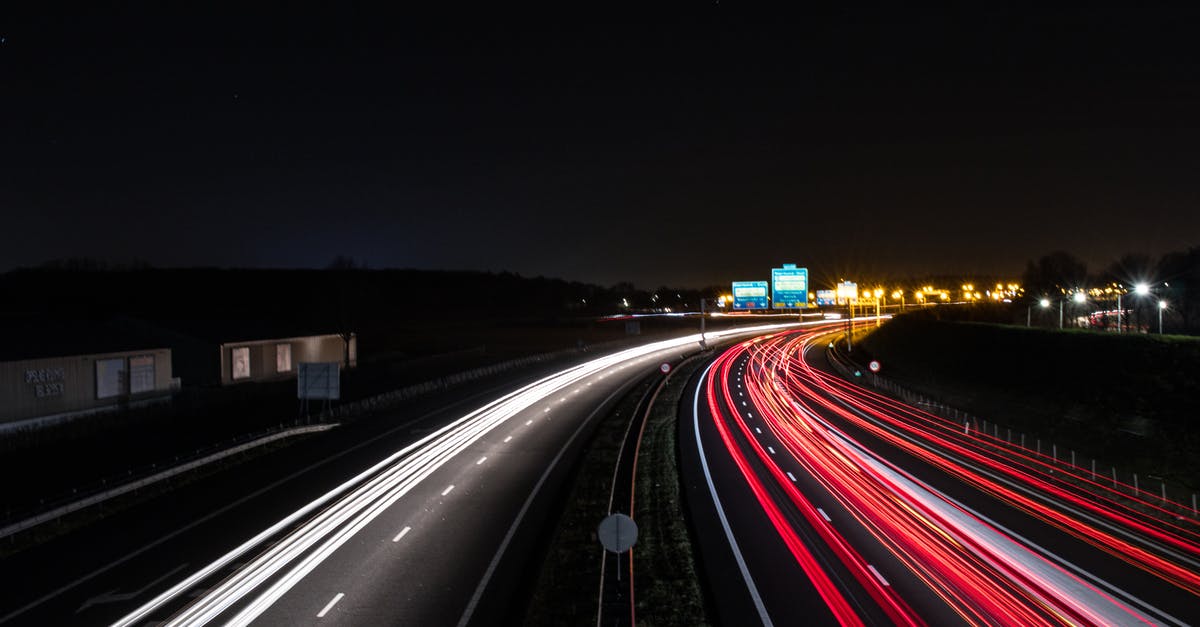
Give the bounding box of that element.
[4,8,1200,288]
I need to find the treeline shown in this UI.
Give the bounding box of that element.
[1021,246,1200,334]
[0,261,718,325]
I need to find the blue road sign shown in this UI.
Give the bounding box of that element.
[772,265,809,309]
[732,281,769,309]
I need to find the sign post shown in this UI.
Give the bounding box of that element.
[298,362,341,420]
[597,513,639,582]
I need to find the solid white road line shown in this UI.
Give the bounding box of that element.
[392,527,411,542]
[691,361,774,627]
[316,593,344,617]
[457,378,636,627]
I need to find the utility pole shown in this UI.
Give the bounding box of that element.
[699,298,708,350]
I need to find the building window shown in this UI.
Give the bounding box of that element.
[96,358,127,399]
[129,355,156,394]
[231,347,251,380]
[276,343,292,373]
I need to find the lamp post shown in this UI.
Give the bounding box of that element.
[1116,289,1122,334]
[1068,291,1086,328]
[1159,300,1167,334]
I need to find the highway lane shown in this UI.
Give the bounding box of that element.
[0,322,807,626]
[0,355,594,626]
[685,326,1200,626]
[138,323,819,627]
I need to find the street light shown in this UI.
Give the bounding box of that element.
[1066,291,1085,329]
[1031,297,1050,328]
[1159,300,1168,334]
[1116,287,1124,334]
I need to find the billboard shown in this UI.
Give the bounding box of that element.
[96,357,127,399]
[129,355,156,394]
[732,281,769,309]
[771,264,809,309]
[815,290,837,306]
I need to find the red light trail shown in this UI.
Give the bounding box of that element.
[698,326,1199,625]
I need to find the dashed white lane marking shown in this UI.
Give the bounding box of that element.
[476,456,487,465]
[392,526,412,542]
[503,435,513,443]
[741,401,747,406]
[544,407,551,412]
[755,427,762,434]
[767,446,776,455]
[525,420,533,426]
[818,508,831,522]
[559,397,566,402]
[317,592,344,617]
[786,471,797,482]
[442,485,455,496]
[868,565,890,586]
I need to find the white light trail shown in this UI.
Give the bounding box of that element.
[115,322,820,627]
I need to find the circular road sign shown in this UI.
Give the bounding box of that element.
[868,360,881,373]
[597,513,638,554]
[659,362,671,374]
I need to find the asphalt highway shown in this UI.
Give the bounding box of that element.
[684,325,1200,626]
[0,322,806,626]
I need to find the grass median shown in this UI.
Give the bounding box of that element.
[524,354,712,626]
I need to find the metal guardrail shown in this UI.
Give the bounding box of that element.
[327,339,630,420]
[0,338,634,540]
[825,334,1200,516]
[0,424,336,540]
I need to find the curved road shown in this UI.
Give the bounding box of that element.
[0,322,805,626]
[684,326,1200,626]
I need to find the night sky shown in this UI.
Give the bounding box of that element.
[4,8,1200,288]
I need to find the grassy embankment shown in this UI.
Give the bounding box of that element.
[857,315,1200,488]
